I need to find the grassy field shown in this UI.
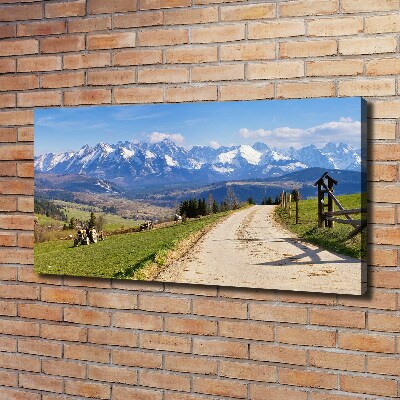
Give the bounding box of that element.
[276,193,367,260]
[52,200,141,231]
[35,211,230,280]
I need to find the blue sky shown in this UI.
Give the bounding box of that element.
[35,97,362,156]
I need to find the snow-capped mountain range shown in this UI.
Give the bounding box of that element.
[35,139,362,188]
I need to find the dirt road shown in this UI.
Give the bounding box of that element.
[158,205,366,294]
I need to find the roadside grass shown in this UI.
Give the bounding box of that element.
[276,193,367,260]
[34,211,231,280]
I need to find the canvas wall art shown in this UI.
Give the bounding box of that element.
[34,98,367,294]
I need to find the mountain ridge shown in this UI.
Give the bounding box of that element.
[35,139,362,188]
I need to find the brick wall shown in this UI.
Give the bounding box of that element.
[0,0,399,398]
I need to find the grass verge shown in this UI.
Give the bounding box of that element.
[275,193,367,260]
[34,211,231,280]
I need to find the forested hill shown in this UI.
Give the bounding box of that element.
[34,199,67,222]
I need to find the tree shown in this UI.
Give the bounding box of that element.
[266,196,273,205]
[291,189,300,202]
[226,186,239,210]
[88,212,96,229]
[198,198,207,216]
[96,215,106,231]
[207,193,213,214]
[187,198,199,218]
[212,200,219,214]
[247,197,255,205]
[68,217,75,230]
[274,195,280,205]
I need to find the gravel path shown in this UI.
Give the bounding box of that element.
[158,205,365,294]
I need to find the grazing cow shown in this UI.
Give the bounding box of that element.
[140,221,153,231]
[174,214,182,223]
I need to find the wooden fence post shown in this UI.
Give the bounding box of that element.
[287,193,291,218]
[296,197,299,224]
[317,182,324,228]
[327,176,334,228]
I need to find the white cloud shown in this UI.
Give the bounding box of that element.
[209,140,221,149]
[239,118,361,148]
[147,132,185,145]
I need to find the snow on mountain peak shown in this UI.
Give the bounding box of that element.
[239,145,262,165]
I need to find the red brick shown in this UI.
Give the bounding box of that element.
[277,81,336,99]
[368,313,400,332]
[164,354,217,375]
[88,291,137,309]
[308,17,363,36]
[19,373,63,393]
[40,35,85,53]
[279,367,337,389]
[68,16,111,33]
[309,350,365,372]
[0,370,17,387]
[280,0,338,17]
[18,91,62,107]
[0,337,16,352]
[114,11,163,28]
[43,359,86,379]
[278,326,336,347]
[140,333,191,353]
[339,289,396,310]
[0,300,16,316]
[0,388,40,400]
[192,64,244,82]
[248,20,305,39]
[0,74,38,91]
[219,83,274,101]
[64,307,111,326]
[339,37,397,56]
[192,24,244,43]
[164,7,218,25]
[113,386,162,400]
[114,87,163,104]
[339,331,395,353]
[338,78,396,97]
[0,232,16,247]
[0,215,33,230]
[64,89,111,105]
[113,49,162,66]
[309,308,365,328]
[250,343,307,366]
[251,384,307,400]
[89,364,137,384]
[165,316,217,335]
[0,162,16,177]
[0,197,17,211]
[140,370,191,392]
[64,52,111,70]
[0,318,39,337]
[41,323,87,342]
[0,110,33,125]
[65,380,110,399]
[368,355,400,376]
[370,164,397,182]
[369,248,398,267]
[166,46,217,64]
[18,266,62,285]
[222,3,275,21]
[0,127,16,142]
[0,248,33,264]
[340,374,397,397]
[18,55,61,72]
[64,343,109,363]
[114,311,163,331]
[87,32,136,50]
[342,0,399,13]
[18,338,62,358]
[250,303,307,323]
[138,67,189,83]
[0,352,40,372]
[139,294,191,314]
[193,298,247,318]
[306,59,363,77]
[0,24,16,39]
[18,303,61,321]
[140,0,191,10]
[112,348,162,368]
[1,4,43,22]
[192,376,247,398]
[88,0,137,14]
[17,163,33,178]
[88,69,136,86]
[138,28,188,46]
[88,328,138,347]
[17,21,65,37]
[280,39,337,58]
[41,71,85,88]
[221,360,275,382]
[0,93,15,108]
[0,59,15,74]
[193,338,247,359]
[371,226,400,245]
[219,320,274,341]
[18,196,34,212]
[45,0,85,18]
